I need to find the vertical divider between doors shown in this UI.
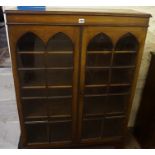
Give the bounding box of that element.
[77,26,86,142]
[71,26,81,144]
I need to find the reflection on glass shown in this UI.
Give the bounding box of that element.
[84,96,107,115]
[111,68,134,84]
[26,123,48,143]
[48,87,72,97]
[82,119,102,139]
[109,86,130,94]
[105,95,128,113]
[46,54,73,67]
[103,116,125,137]
[22,99,47,118]
[17,32,45,52]
[50,121,72,142]
[113,53,136,66]
[85,86,108,95]
[87,33,113,51]
[86,69,109,85]
[19,70,45,86]
[18,54,45,68]
[48,98,72,117]
[47,69,72,86]
[21,88,46,97]
[47,32,73,51]
[87,53,112,67]
[115,33,139,51]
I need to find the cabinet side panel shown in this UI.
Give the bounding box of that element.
[7,25,27,145]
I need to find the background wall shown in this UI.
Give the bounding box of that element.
[0,6,155,148]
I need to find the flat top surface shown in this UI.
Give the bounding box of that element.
[5,8,151,18]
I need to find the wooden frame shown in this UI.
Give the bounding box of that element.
[5,10,151,148]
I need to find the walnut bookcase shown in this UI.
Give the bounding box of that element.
[5,9,151,148]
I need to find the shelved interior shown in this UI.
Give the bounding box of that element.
[81,32,138,140]
[17,32,74,143]
[16,30,139,143]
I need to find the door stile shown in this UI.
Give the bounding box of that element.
[77,27,87,142]
[71,27,81,143]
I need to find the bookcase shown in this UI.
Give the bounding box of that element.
[5,9,151,148]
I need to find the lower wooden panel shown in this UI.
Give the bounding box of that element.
[18,134,124,149]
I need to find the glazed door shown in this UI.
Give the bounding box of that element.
[8,25,80,146]
[78,27,139,143]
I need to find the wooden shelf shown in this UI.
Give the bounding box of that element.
[87,51,112,54]
[112,65,135,69]
[115,51,136,54]
[18,68,45,70]
[18,67,73,70]
[17,51,45,54]
[48,96,72,99]
[21,95,72,100]
[25,116,49,120]
[87,51,136,54]
[48,85,72,89]
[22,97,47,100]
[86,84,108,88]
[86,66,135,69]
[24,115,72,121]
[110,83,131,86]
[21,86,46,89]
[84,92,129,98]
[24,120,49,125]
[47,51,72,54]
[85,112,125,118]
[109,92,129,96]
[86,83,131,88]
[21,85,72,89]
[21,83,131,89]
[84,94,108,97]
[17,51,73,54]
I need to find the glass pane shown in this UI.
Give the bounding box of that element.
[86,69,109,85]
[86,53,112,67]
[105,95,128,114]
[115,33,139,51]
[18,54,45,68]
[48,87,72,97]
[82,119,102,139]
[46,54,73,67]
[22,99,47,118]
[109,86,130,94]
[48,98,72,117]
[26,123,48,143]
[111,68,134,84]
[85,86,108,95]
[19,70,45,86]
[47,69,72,86]
[50,121,72,142]
[87,33,113,51]
[17,32,45,52]
[21,88,46,97]
[103,116,125,137]
[84,96,107,115]
[113,53,136,66]
[47,32,73,51]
